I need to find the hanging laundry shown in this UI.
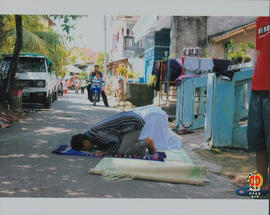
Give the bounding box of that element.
[176,58,182,67]
[155,62,162,91]
[212,59,231,75]
[161,62,166,82]
[220,70,239,81]
[152,62,161,76]
[183,56,200,75]
[151,62,156,76]
[167,59,182,82]
[199,58,214,74]
[212,59,238,81]
[163,59,182,92]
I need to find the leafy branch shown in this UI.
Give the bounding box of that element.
[227,39,255,63]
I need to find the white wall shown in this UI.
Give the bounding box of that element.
[128,57,145,78]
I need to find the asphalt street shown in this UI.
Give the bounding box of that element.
[0,91,243,198]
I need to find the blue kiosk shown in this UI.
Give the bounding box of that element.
[144,28,171,83]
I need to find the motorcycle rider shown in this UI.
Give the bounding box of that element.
[87,65,109,107]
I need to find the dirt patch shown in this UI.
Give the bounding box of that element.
[0,103,31,129]
[113,101,136,111]
[193,147,256,186]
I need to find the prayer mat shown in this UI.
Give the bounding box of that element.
[52,144,166,162]
[90,149,208,185]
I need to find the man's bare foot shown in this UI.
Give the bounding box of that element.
[145,137,157,154]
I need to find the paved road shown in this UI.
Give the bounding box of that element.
[0,91,242,198]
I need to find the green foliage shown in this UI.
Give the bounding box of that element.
[21,29,61,56]
[0,15,76,78]
[97,52,109,73]
[70,54,78,64]
[226,39,255,63]
[50,15,86,42]
[116,65,128,77]
[23,15,44,31]
[127,71,134,79]
[48,45,70,78]
[0,15,15,54]
[78,71,88,80]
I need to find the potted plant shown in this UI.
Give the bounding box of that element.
[227,39,255,64]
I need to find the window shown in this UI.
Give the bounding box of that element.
[1,57,46,73]
[126,29,130,37]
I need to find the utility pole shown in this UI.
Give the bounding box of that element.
[104,15,107,74]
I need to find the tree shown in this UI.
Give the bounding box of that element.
[0,15,64,101]
[0,15,52,55]
[5,15,23,103]
[97,52,109,73]
[50,15,86,42]
[0,15,85,105]
[0,15,85,87]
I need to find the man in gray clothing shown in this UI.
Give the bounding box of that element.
[70,111,157,156]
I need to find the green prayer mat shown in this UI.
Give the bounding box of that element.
[90,149,208,185]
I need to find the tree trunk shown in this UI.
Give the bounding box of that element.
[5,15,23,104]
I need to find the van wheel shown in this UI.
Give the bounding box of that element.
[54,91,58,101]
[45,94,52,108]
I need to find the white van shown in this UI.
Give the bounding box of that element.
[0,53,59,108]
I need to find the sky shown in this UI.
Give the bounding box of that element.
[55,15,111,53]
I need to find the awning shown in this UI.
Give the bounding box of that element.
[211,22,256,43]
[108,58,128,65]
[65,65,82,74]
[108,58,128,68]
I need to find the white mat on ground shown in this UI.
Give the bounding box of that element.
[133,105,182,150]
[90,149,208,185]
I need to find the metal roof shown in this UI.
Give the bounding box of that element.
[209,22,256,43]
[2,53,52,65]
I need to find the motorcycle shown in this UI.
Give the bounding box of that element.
[90,78,102,106]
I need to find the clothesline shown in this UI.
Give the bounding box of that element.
[153,56,214,63]
[152,57,216,93]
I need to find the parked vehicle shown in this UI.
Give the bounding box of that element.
[0,53,59,108]
[66,76,80,90]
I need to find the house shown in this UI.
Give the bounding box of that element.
[109,15,143,60]
[207,17,257,59]
[133,16,257,84]
[133,16,210,83]
[167,16,256,60]
[108,16,144,79]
